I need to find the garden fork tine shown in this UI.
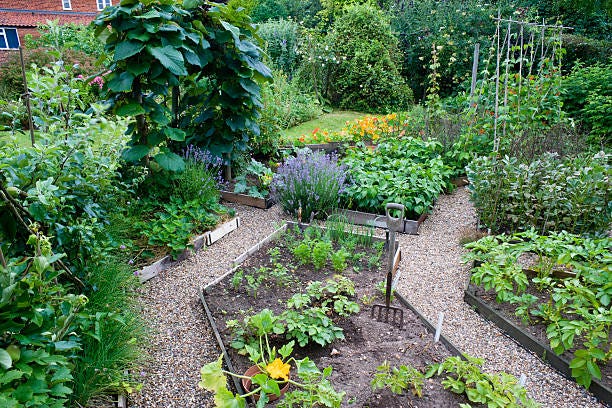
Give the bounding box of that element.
[371,203,405,329]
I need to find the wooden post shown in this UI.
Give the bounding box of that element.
[19,47,35,146]
[493,12,501,153]
[469,43,480,105]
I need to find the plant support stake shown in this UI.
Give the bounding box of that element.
[434,312,444,343]
[19,47,35,146]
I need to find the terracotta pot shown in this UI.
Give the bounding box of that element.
[241,365,290,402]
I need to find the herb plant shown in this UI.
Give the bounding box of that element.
[271,149,346,220]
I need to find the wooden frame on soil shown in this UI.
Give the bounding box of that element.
[463,285,612,406]
[199,221,467,407]
[137,217,241,283]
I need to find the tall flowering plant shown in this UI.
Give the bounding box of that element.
[271,149,346,220]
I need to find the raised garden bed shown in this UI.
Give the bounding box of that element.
[137,217,241,283]
[464,283,612,406]
[220,190,275,209]
[462,231,612,406]
[200,222,474,407]
[328,209,428,235]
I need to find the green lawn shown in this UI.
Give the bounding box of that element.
[281,110,367,142]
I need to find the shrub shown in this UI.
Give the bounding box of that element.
[391,0,510,100]
[466,153,611,236]
[0,114,129,268]
[271,149,346,220]
[0,48,98,101]
[25,21,104,59]
[562,60,612,146]
[176,145,224,203]
[258,19,301,75]
[324,4,413,112]
[341,138,453,217]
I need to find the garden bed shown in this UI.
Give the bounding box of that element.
[464,283,612,406]
[328,209,428,235]
[200,222,471,407]
[137,217,241,283]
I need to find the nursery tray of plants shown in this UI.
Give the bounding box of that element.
[328,209,428,235]
[464,282,612,406]
[200,221,475,407]
[220,190,276,209]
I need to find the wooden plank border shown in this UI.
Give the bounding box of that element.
[464,287,611,406]
[220,191,276,209]
[137,217,241,284]
[329,209,428,235]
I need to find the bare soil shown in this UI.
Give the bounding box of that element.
[203,227,469,407]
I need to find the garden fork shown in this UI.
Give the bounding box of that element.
[371,203,405,329]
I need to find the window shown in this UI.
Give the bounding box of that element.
[62,0,72,10]
[97,0,112,10]
[0,28,20,50]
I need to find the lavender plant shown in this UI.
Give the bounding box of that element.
[176,145,226,203]
[271,149,346,220]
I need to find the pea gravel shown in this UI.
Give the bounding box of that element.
[130,190,606,408]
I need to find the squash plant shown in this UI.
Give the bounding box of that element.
[94,0,271,171]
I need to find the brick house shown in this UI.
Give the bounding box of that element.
[0,0,110,61]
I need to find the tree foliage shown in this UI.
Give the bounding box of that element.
[93,0,271,171]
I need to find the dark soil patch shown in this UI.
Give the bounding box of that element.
[469,283,611,390]
[203,226,469,407]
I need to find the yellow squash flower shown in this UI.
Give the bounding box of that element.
[265,358,290,381]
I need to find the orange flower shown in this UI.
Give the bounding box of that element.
[312,127,320,135]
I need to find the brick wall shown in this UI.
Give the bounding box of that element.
[0,0,102,13]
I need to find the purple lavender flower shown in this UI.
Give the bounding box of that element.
[271,149,346,220]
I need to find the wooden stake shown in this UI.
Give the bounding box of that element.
[19,47,35,146]
[470,43,480,105]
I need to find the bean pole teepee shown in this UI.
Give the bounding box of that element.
[470,13,573,154]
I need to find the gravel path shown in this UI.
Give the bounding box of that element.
[130,204,286,408]
[394,187,605,408]
[130,189,605,407]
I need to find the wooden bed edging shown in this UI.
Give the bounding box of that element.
[394,292,464,359]
[220,190,276,209]
[137,217,241,283]
[464,287,612,406]
[328,209,427,235]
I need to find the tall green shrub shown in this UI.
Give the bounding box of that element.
[562,60,612,146]
[324,4,413,112]
[259,19,301,75]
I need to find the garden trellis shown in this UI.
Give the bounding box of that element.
[472,14,573,153]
